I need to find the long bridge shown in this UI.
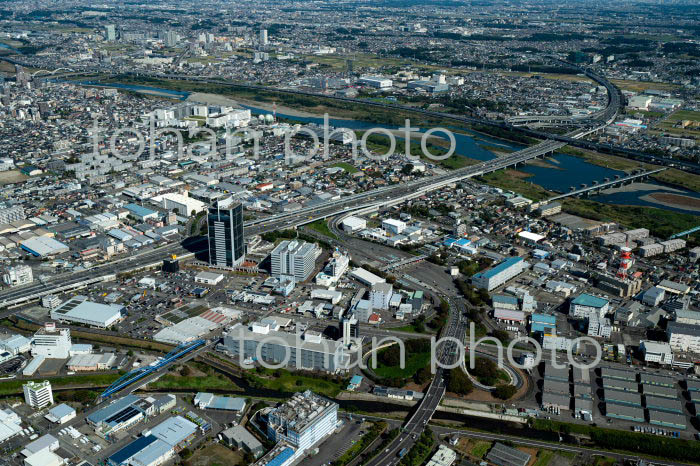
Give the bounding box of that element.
[536,168,667,204]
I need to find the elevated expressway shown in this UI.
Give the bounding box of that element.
[0,129,590,309]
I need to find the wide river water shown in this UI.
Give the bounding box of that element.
[80,82,700,216]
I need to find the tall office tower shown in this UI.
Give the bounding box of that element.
[23,380,53,409]
[270,240,320,282]
[164,30,178,47]
[104,24,116,42]
[208,197,245,267]
[260,29,268,46]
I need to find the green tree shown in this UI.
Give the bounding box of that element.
[447,368,473,395]
[493,383,517,400]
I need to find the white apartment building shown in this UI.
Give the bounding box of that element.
[370,283,394,311]
[31,323,71,359]
[587,313,612,338]
[24,380,53,409]
[270,240,320,282]
[542,335,578,352]
[666,322,700,353]
[570,294,610,319]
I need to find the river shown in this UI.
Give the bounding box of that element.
[75,82,700,216]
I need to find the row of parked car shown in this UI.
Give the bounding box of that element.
[633,425,681,438]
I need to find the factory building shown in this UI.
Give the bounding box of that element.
[31,323,72,359]
[266,391,338,464]
[605,404,645,422]
[50,295,124,328]
[2,264,33,287]
[641,383,677,399]
[603,389,642,407]
[648,410,687,430]
[639,341,674,365]
[223,323,349,372]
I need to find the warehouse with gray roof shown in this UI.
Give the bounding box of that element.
[601,367,637,382]
[644,395,683,414]
[604,390,642,407]
[642,384,677,399]
[605,404,645,422]
[648,410,687,430]
[602,378,639,392]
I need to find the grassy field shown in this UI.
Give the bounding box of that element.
[147,374,240,391]
[373,345,431,379]
[468,440,492,459]
[653,109,700,138]
[559,147,652,172]
[184,443,244,466]
[246,368,344,397]
[306,219,339,240]
[593,456,617,466]
[479,169,553,201]
[610,79,679,92]
[533,449,555,466]
[331,161,360,173]
[561,197,699,240]
[392,323,432,334]
[652,168,700,192]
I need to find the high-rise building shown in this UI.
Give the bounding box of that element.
[163,30,178,47]
[104,24,116,42]
[3,264,33,287]
[340,312,359,345]
[260,29,268,46]
[24,380,53,409]
[208,197,245,267]
[31,323,72,359]
[270,240,320,282]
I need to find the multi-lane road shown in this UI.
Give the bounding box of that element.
[366,296,467,466]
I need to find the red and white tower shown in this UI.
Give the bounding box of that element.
[616,246,634,280]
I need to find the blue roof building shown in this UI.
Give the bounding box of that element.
[125,204,158,221]
[570,293,610,318]
[472,257,528,291]
[531,313,557,334]
[266,447,295,466]
[108,435,159,466]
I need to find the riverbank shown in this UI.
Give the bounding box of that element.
[480,168,699,242]
[561,146,700,193]
[641,192,700,213]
